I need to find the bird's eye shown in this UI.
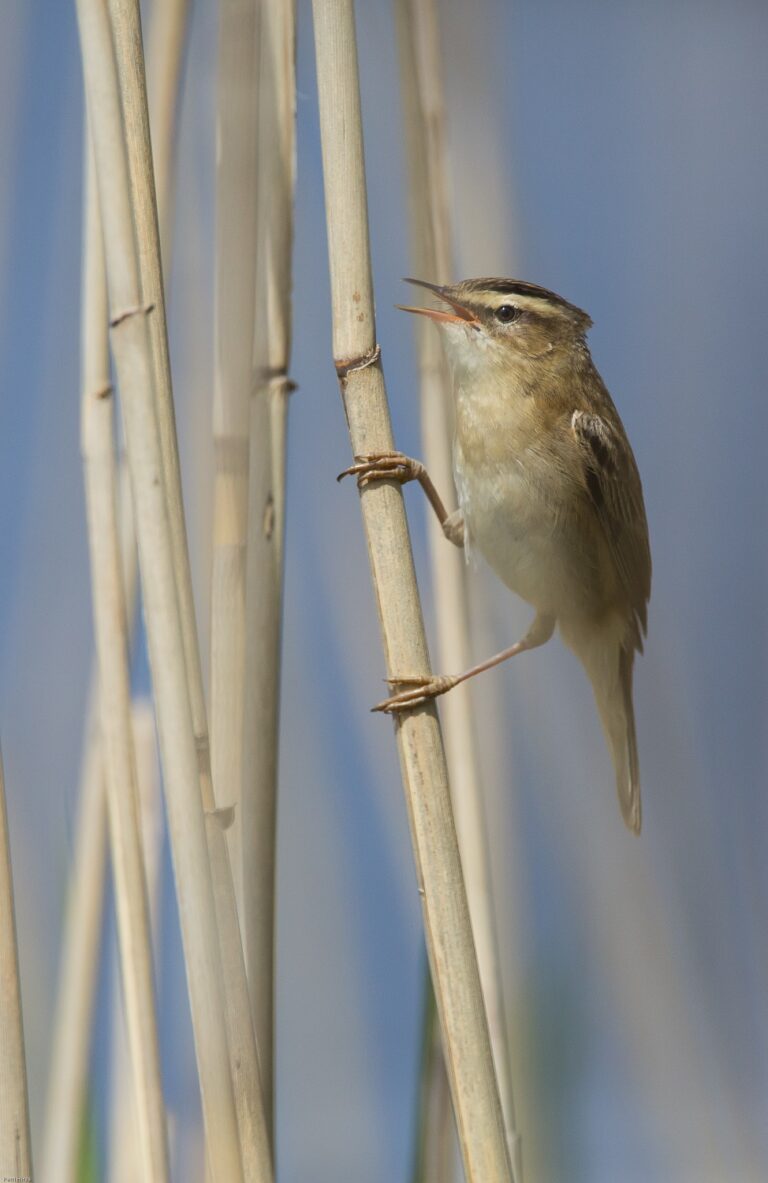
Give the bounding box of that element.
[495,304,520,324]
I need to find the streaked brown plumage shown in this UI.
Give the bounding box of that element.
[343,278,651,833]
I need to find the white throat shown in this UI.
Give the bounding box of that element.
[439,322,502,380]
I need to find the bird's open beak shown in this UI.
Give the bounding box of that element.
[396,277,479,327]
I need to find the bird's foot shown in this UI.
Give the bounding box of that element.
[372,673,459,713]
[337,450,425,489]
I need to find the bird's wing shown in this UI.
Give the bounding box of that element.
[570,408,651,644]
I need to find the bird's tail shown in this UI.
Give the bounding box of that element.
[591,644,641,834]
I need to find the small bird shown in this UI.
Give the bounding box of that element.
[341,277,651,834]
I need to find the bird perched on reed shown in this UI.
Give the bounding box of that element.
[341,278,651,833]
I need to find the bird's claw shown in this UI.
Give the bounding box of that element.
[372,673,459,713]
[337,451,424,489]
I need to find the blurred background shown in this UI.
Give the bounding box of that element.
[1,0,767,1180]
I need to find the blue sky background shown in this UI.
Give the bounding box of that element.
[1,1,768,1180]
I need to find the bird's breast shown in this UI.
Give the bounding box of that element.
[453,388,600,618]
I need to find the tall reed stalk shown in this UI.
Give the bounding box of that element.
[40,690,108,1183]
[411,979,455,1182]
[311,3,512,1179]
[74,1,246,1175]
[241,0,296,1134]
[0,743,32,1183]
[210,0,259,932]
[106,2,272,1176]
[42,456,140,1183]
[43,4,190,1175]
[145,0,190,269]
[108,700,165,1183]
[80,135,170,1183]
[395,3,522,1177]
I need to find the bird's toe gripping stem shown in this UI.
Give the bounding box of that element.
[372,673,460,714]
[337,450,425,490]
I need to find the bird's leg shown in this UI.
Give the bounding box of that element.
[338,451,464,548]
[374,613,555,713]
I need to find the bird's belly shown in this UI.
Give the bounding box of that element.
[457,460,584,618]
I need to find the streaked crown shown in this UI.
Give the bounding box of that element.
[451,277,592,331]
[401,277,592,339]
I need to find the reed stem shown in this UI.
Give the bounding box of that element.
[40,690,108,1183]
[0,743,33,1183]
[42,2,189,1171]
[411,962,455,1183]
[209,0,259,934]
[74,0,245,1174]
[107,701,166,1183]
[145,0,190,270]
[395,2,522,1177]
[80,132,170,1183]
[241,0,297,1135]
[106,2,273,1175]
[311,3,512,1178]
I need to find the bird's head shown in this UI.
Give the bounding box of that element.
[398,277,592,381]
